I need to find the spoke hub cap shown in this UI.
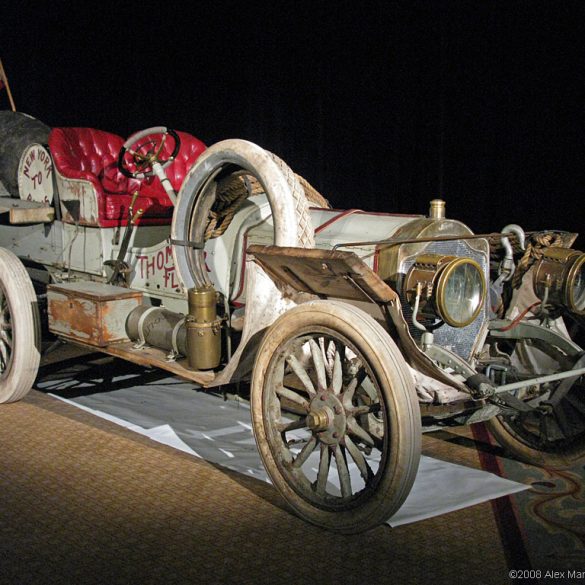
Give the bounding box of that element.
[308,391,347,445]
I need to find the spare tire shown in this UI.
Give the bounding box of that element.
[0,111,51,197]
[172,139,314,291]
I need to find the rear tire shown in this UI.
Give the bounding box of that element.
[0,248,41,403]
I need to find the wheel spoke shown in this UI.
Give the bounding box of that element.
[0,340,9,369]
[334,446,352,498]
[350,403,381,416]
[0,286,9,370]
[276,385,310,411]
[347,417,375,447]
[276,417,308,433]
[345,436,373,483]
[292,436,318,468]
[309,339,327,390]
[342,378,358,408]
[286,354,316,396]
[315,444,331,495]
[319,338,333,381]
[332,346,343,395]
[0,331,11,348]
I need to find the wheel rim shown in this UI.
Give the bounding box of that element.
[262,326,391,510]
[0,282,13,378]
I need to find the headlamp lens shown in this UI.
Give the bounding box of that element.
[440,261,485,327]
[570,257,585,313]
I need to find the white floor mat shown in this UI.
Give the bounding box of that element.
[38,370,528,527]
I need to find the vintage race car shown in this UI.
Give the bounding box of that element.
[0,111,584,533]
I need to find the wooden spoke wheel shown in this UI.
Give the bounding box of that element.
[251,301,421,533]
[0,248,40,403]
[486,330,585,469]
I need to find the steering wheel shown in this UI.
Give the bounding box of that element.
[117,126,181,179]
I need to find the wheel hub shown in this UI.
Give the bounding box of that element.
[307,391,347,445]
[306,409,330,431]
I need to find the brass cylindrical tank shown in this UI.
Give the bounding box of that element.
[186,285,222,370]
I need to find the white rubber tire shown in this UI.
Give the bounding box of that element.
[265,151,315,248]
[0,248,41,403]
[172,139,314,290]
[251,300,421,533]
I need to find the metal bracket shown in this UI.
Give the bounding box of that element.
[169,238,205,249]
[496,224,526,284]
[165,317,186,362]
[133,306,158,349]
[424,344,477,379]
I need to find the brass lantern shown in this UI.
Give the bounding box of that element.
[533,248,585,315]
[404,254,486,328]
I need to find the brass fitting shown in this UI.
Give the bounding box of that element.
[306,409,331,432]
[429,199,446,220]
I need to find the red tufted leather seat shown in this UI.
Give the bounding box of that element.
[48,127,206,227]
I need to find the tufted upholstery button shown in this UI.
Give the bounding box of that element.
[49,127,206,227]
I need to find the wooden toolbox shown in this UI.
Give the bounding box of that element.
[47,282,143,347]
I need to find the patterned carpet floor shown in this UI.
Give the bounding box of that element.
[0,346,583,585]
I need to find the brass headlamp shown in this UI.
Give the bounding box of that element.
[404,254,486,328]
[533,248,585,315]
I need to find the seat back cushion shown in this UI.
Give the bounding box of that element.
[49,127,125,180]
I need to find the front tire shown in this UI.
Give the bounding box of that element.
[486,331,585,469]
[251,300,421,533]
[0,248,41,403]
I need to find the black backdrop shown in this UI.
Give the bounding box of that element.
[2,2,583,241]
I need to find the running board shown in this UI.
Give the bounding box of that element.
[60,338,216,387]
